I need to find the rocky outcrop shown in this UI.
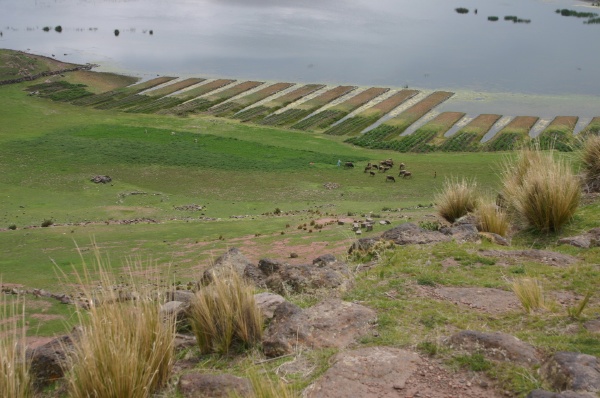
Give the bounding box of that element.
[304,347,421,398]
[541,351,600,394]
[381,223,451,245]
[262,299,376,357]
[558,228,600,249]
[448,330,541,366]
[178,372,252,397]
[201,247,254,283]
[253,292,286,320]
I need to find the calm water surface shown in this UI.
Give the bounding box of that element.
[1,0,599,114]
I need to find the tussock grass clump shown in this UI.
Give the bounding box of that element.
[0,294,32,398]
[189,268,263,355]
[436,177,478,223]
[63,253,175,398]
[501,149,580,232]
[512,278,545,313]
[581,135,600,192]
[476,201,510,237]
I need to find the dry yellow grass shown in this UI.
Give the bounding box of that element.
[229,369,297,398]
[476,200,510,237]
[501,149,580,232]
[581,134,600,192]
[189,268,263,355]
[436,177,479,223]
[62,250,175,398]
[511,278,545,314]
[0,294,32,398]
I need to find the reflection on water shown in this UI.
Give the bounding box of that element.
[1,0,600,102]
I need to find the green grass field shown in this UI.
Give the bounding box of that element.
[1,52,600,398]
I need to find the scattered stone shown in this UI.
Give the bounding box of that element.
[478,249,578,266]
[558,228,600,249]
[541,351,600,393]
[448,330,541,366]
[290,252,299,258]
[264,258,352,295]
[178,372,252,398]
[174,333,197,351]
[254,292,286,320]
[430,286,521,314]
[347,237,380,254]
[90,175,111,184]
[583,319,600,334]
[262,299,376,357]
[27,333,77,389]
[479,232,510,246]
[167,290,195,305]
[381,223,451,245]
[304,347,421,398]
[201,247,253,283]
[323,182,340,190]
[444,223,480,242]
[174,204,204,211]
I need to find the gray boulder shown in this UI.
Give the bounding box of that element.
[541,351,600,393]
[264,259,352,295]
[558,228,600,249]
[381,223,451,245]
[27,333,77,389]
[262,299,376,357]
[448,330,541,366]
[254,292,286,320]
[201,247,253,283]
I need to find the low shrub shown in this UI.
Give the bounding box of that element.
[41,219,53,227]
[435,177,478,223]
[8,224,16,230]
[0,294,32,398]
[189,268,262,355]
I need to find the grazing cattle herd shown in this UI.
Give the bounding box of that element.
[349,158,413,182]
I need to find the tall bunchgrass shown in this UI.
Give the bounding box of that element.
[436,177,479,223]
[476,200,511,237]
[61,248,175,398]
[501,149,580,233]
[189,268,263,355]
[0,294,32,398]
[512,278,545,313]
[581,134,600,192]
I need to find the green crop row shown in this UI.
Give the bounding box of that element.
[95,94,155,110]
[233,106,270,122]
[537,130,574,152]
[259,109,311,127]
[291,110,347,131]
[437,132,479,152]
[166,98,212,116]
[324,116,379,136]
[485,132,524,151]
[26,81,93,102]
[125,97,185,114]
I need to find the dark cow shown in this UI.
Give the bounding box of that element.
[386,175,396,182]
[402,171,412,179]
[344,162,354,168]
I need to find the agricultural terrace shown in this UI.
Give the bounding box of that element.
[407,112,466,153]
[485,116,538,151]
[345,91,453,149]
[582,117,600,135]
[259,85,356,127]
[101,78,206,112]
[149,78,236,115]
[290,87,389,131]
[325,90,419,136]
[71,76,175,107]
[167,81,263,116]
[207,82,294,117]
[234,84,325,122]
[538,116,578,151]
[437,114,502,152]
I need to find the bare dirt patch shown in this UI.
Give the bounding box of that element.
[416,286,521,314]
[478,249,578,267]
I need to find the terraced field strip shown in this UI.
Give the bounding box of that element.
[124,78,206,113]
[72,76,176,107]
[26,80,93,102]
[290,87,389,131]
[259,85,356,127]
[400,112,466,152]
[167,81,263,116]
[538,116,578,151]
[324,90,420,136]
[234,84,325,122]
[437,114,501,152]
[580,117,600,135]
[154,79,236,114]
[485,116,538,151]
[207,82,294,117]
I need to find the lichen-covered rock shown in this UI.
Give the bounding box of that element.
[381,223,451,245]
[27,333,77,389]
[448,330,541,366]
[262,299,376,357]
[253,292,286,320]
[201,247,253,283]
[304,347,421,398]
[263,259,352,295]
[541,351,600,393]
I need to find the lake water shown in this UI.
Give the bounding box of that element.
[2,0,600,115]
